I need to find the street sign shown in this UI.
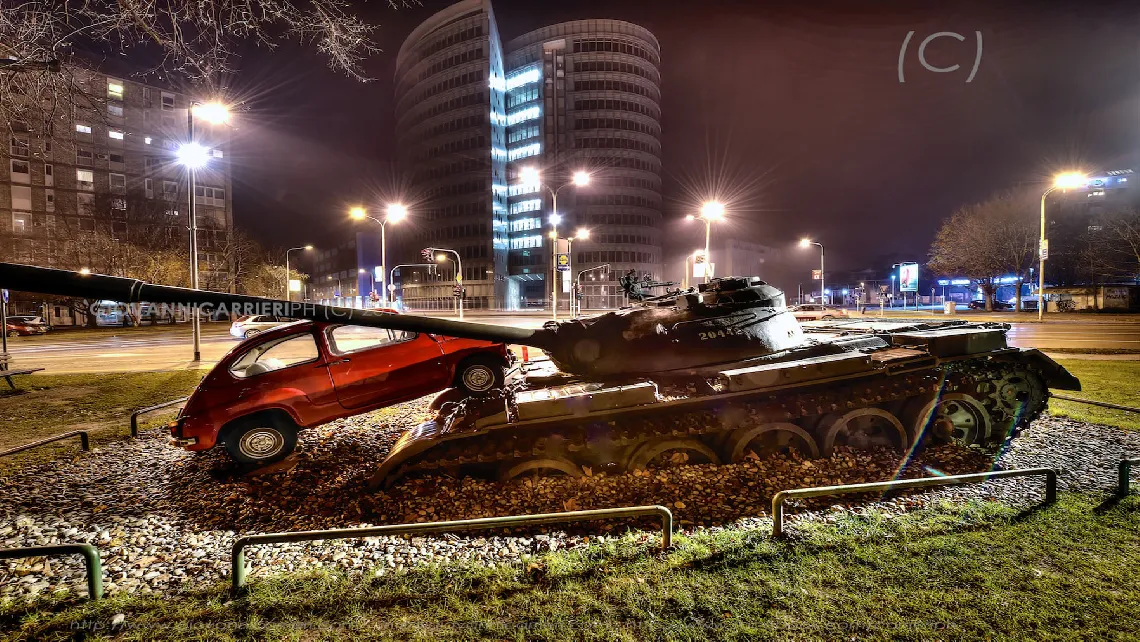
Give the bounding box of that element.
[556,253,570,271]
[1040,239,1049,260]
[811,269,822,280]
[1,289,7,303]
[899,262,919,292]
[387,283,396,293]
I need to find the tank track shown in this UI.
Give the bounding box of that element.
[378,357,1050,485]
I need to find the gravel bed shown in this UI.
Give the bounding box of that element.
[2,398,1137,601]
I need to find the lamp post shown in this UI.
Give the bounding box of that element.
[285,245,313,302]
[551,227,590,316]
[176,101,229,362]
[358,268,375,299]
[799,238,825,304]
[518,167,590,321]
[430,248,463,320]
[575,263,609,317]
[350,204,407,307]
[1039,172,1088,320]
[686,202,726,283]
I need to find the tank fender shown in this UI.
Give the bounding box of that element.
[997,348,1081,391]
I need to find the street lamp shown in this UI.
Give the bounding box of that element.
[517,166,591,320]
[1039,172,1087,320]
[350,204,408,307]
[430,248,463,319]
[285,245,313,302]
[358,267,376,299]
[799,238,825,304]
[686,201,726,283]
[176,100,230,362]
[552,227,591,317]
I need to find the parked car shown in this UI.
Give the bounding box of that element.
[968,300,1013,310]
[790,304,848,321]
[5,318,48,337]
[169,320,512,465]
[229,315,297,339]
[7,315,49,331]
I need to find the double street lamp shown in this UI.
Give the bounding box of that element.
[284,245,313,302]
[799,238,825,304]
[1039,172,1087,319]
[685,201,726,283]
[175,101,230,362]
[518,167,590,320]
[350,204,408,307]
[549,227,590,316]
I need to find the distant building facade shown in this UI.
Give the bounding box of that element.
[394,0,663,310]
[0,67,233,296]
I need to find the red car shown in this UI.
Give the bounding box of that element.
[5,320,47,337]
[168,319,512,465]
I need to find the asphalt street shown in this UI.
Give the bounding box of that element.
[4,313,1139,374]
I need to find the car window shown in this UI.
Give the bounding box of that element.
[229,332,319,378]
[326,325,417,356]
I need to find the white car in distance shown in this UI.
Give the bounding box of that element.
[229,315,296,340]
[790,304,848,322]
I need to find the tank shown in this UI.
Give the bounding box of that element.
[0,262,1081,489]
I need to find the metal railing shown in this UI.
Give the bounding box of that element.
[0,544,103,600]
[130,396,189,437]
[231,505,673,595]
[1119,459,1140,498]
[1052,394,1140,415]
[771,468,1058,537]
[0,430,89,459]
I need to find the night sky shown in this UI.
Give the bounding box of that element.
[226,0,1140,281]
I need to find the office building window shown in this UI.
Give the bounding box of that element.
[75,124,92,134]
[109,173,126,194]
[107,79,124,99]
[76,169,95,191]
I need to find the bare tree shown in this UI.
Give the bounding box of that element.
[1081,208,1140,284]
[929,189,1038,311]
[0,0,412,141]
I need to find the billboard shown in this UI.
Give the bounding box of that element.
[899,262,919,292]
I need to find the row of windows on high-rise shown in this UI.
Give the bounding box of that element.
[573,98,660,122]
[573,60,658,83]
[507,86,540,108]
[412,46,485,87]
[573,79,659,101]
[576,136,661,156]
[403,91,486,131]
[587,213,656,226]
[592,175,660,191]
[418,222,489,242]
[573,117,660,138]
[577,250,657,264]
[413,23,485,66]
[590,233,654,246]
[423,179,484,200]
[508,125,539,144]
[421,200,487,221]
[419,158,487,182]
[578,193,661,209]
[418,113,486,141]
[592,155,661,174]
[571,38,660,67]
[406,69,485,109]
[424,134,487,161]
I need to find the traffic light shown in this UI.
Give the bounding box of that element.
[421,248,434,260]
[453,285,466,299]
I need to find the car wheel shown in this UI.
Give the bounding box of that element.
[244,329,261,339]
[821,315,835,320]
[222,415,298,465]
[456,357,505,395]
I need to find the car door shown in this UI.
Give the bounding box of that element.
[323,326,450,410]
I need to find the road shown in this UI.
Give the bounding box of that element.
[4,313,1138,374]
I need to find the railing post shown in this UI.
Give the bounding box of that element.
[130,413,139,438]
[772,491,788,538]
[78,544,104,599]
[0,544,103,600]
[232,538,248,595]
[1120,460,1137,498]
[79,431,90,451]
[657,505,673,549]
[1045,468,1058,504]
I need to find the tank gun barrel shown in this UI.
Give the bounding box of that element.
[0,262,541,346]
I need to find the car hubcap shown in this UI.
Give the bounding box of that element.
[238,428,285,460]
[463,365,494,392]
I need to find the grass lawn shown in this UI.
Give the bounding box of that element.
[1049,359,1140,431]
[0,372,202,469]
[2,494,1138,641]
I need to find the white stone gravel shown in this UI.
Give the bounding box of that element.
[2,400,1136,602]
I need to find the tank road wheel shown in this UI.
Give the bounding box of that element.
[721,423,820,463]
[819,408,908,456]
[985,369,1047,433]
[625,438,721,471]
[498,457,582,481]
[910,393,992,448]
[455,356,505,396]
